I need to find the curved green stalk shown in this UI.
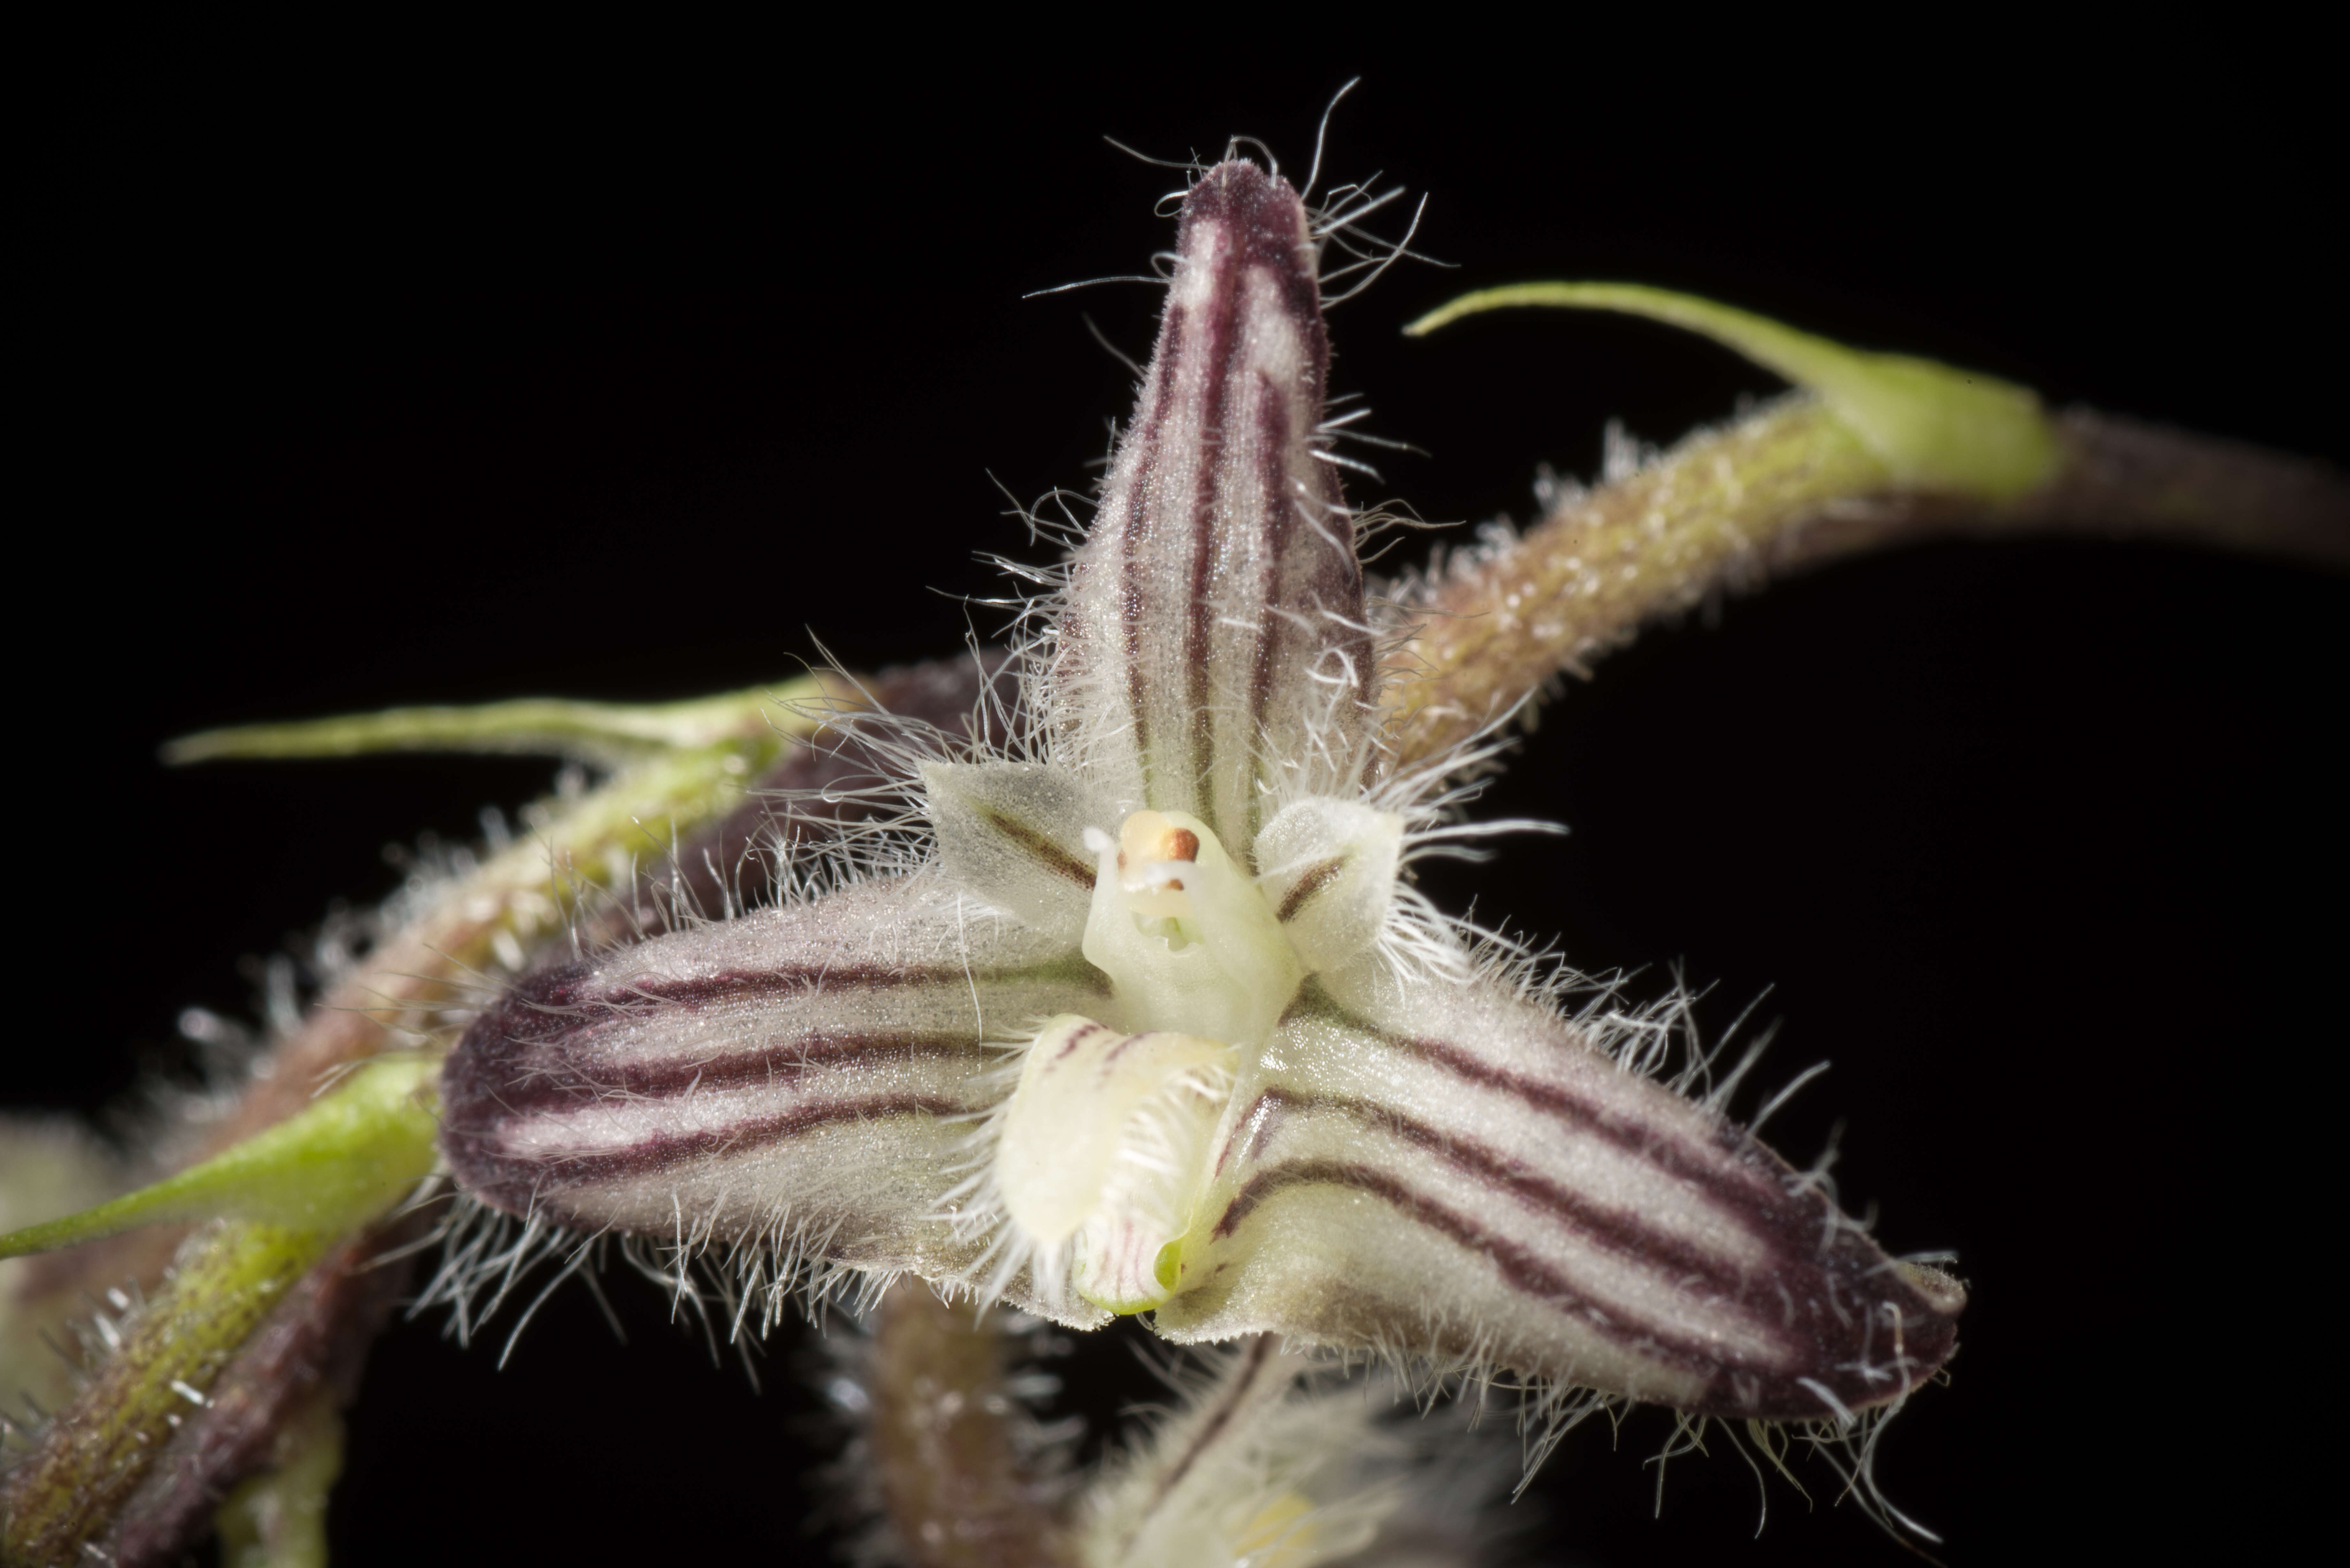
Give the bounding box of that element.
[0,1058,437,1261]
[1406,281,2061,499]
[1390,287,2346,767]
[1,1221,325,1564]
[213,1391,343,1568]
[162,674,841,767]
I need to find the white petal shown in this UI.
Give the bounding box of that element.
[921,759,1107,941]
[1252,796,1404,974]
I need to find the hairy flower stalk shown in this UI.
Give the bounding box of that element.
[1391,286,2350,763]
[853,1287,1077,1568]
[439,160,1966,1429]
[0,672,903,1565]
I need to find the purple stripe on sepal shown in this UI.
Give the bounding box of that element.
[470,1021,988,1116]
[1052,161,1373,852]
[1218,1086,1753,1293]
[1209,1098,1960,1422]
[1289,984,1783,1203]
[444,1090,971,1217]
[439,879,1103,1246]
[1160,976,1965,1421]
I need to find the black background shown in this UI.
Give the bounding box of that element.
[13,27,2342,1567]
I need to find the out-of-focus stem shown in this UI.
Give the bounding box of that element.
[2,1215,414,1567]
[2019,405,2350,562]
[0,1221,322,1565]
[162,682,830,768]
[867,1284,1072,1568]
[0,735,788,1360]
[192,683,851,1155]
[1387,395,2349,769]
[1098,1336,1292,1558]
[0,676,883,1562]
[211,1389,342,1568]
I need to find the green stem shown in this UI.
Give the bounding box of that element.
[0,1059,436,1261]
[0,1222,326,1565]
[162,674,845,766]
[213,1391,343,1568]
[1390,286,2349,768]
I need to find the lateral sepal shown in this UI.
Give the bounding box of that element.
[440,877,1107,1279]
[1153,965,1965,1421]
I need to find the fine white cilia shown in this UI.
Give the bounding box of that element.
[440,161,1964,1427]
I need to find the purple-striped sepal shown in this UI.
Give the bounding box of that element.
[1151,959,1965,1423]
[1047,159,1376,858]
[438,876,1106,1282]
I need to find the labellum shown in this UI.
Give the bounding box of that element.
[440,159,1963,1426]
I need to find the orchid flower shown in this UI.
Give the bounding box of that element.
[7,134,2342,1568]
[438,160,1963,1426]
